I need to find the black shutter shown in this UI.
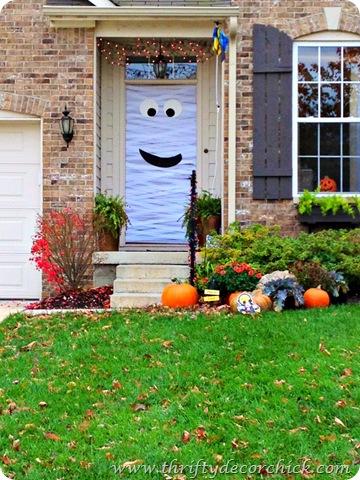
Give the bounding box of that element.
[253,24,293,200]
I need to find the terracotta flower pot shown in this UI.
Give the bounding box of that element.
[197,215,221,247]
[98,231,119,251]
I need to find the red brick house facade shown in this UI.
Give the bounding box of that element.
[1,0,359,299]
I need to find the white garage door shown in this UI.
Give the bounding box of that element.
[0,120,41,299]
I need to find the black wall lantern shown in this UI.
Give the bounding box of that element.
[153,42,168,79]
[59,106,74,146]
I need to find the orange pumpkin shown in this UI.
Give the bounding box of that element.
[319,176,337,192]
[252,291,273,311]
[304,287,330,308]
[228,291,243,305]
[161,283,198,308]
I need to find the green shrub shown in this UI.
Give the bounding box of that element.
[197,224,360,293]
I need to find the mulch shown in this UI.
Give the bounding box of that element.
[26,285,113,310]
[25,285,360,311]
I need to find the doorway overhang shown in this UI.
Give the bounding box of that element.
[43,6,238,30]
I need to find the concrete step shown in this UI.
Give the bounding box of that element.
[110,293,161,308]
[95,251,189,265]
[115,264,189,279]
[108,250,195,309]
[113,278,173,294]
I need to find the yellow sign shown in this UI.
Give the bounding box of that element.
[204,289,220,295]
[204,295,220,302]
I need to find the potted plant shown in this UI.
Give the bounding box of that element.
[297,189,360,225]
[182,190,221,246]
[94,193,130,251]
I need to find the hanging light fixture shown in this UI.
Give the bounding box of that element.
[59,106,75,146]
[153,41,168,79]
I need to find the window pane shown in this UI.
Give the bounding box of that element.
[126,62,197,79]
[320,84,341,117]
[320,157,340,191]
[299,157,317,191]
[298,46,318,81]
[344,123,360,156]
[343,47,360,81]
[299,124,318,155]
[346,157,360,192]
[320,47,342,81]
[320,124,341,155]
[298,84,318,117]
[344,83,360,118]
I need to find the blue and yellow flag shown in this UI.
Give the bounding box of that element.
[212,24,229,62]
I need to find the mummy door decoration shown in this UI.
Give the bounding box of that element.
[126,85,197,243]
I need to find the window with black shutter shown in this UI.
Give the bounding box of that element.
[253,24,293,200]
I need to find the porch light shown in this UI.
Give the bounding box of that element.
[153,42,168,79]
[59,106,74,146]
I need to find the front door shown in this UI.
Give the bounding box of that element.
[125,84,196,243]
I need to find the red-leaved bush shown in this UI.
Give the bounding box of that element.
[30,208,97,292]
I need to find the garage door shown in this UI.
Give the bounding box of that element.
[0,120,41,299]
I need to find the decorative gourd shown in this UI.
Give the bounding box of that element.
[230,291,262,314]
[228,291,243,305]
[161,283,198,308]
[303,287,330,308]
[319,176,337,192]
[230,296,240,313]
[251,291,273,311]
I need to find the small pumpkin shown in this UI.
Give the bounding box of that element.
[161,283,198,308]
[252,291,273,311]
[319,176,337,192]
[304,287,330,308]
[228,291,243,305]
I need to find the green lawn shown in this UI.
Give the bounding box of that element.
[0,305,359,479]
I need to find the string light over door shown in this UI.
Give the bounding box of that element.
[97,38,213,67]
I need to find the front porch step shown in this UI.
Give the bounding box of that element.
[115,264,189,279]
[109,252,191,308]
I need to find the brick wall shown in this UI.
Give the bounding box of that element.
[0,0,95,295]
[0,0,95,214]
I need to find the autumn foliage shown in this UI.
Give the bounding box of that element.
[30,208,97,292]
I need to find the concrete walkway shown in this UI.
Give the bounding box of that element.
[0,301,28,322]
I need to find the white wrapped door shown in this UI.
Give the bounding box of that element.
[125,84,196,243]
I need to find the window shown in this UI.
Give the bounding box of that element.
[294,43,360,194]
[126,61,197,80]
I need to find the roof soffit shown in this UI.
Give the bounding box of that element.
[42,5,239,30]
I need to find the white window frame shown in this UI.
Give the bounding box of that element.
[293,39,360,199]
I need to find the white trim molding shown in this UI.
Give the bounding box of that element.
[43,5,239,29]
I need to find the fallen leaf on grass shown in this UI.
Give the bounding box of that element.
[319,434,336,442]
[20,341,37,351]
[335,399,347,408]
[274,379,286,386]
[340,368,352,379]
[334,416,346,428]
[182,431,190,443]
[122,459,143,468]
[112,379,122,390]
[196,425,206,440]
[44,432,61,441]
[130,404,146,412]
[12,439,20,451]
[290,426,309,434]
